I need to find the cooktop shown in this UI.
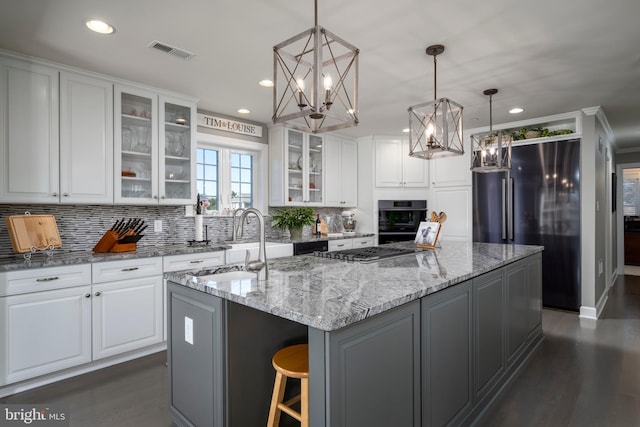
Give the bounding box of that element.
[313,246,415,263]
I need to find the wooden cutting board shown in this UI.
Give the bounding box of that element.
[5,214,62,253]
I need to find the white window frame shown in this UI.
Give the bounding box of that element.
[192,132,268,215]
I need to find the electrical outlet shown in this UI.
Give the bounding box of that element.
[154,220,162,233]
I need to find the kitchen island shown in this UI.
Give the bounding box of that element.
[166,241,543,427]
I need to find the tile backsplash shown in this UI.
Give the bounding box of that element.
[0,205,345,258]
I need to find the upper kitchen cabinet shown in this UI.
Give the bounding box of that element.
[114,85,196,205]
[324,135,357,207]
[59,71,114,204]
[0,56,60,203]
[269,127,324,206]
[0,56,113,204]
[374,137,429,188]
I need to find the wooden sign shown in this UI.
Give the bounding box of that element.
[197,113,263,138]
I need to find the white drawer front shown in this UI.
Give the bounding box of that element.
[92,257,163,284]
[352,237,374,248]
[328,239,354,252]
[0,264,92,297]
[163,252,225,273]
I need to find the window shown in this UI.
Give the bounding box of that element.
[195,133,267,214]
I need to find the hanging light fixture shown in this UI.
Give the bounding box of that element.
[470,89,512,172]
[272,0,359,134]
[408,44,464,159]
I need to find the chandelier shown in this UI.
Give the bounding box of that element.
[470,89,512,172]
[272,0,359,134]
[408,44,464,159]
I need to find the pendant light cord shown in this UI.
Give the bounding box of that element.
[489,93,493,133]
[314,0,318,27]
[433,54,437,101]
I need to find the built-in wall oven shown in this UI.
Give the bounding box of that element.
[378,200,427,244]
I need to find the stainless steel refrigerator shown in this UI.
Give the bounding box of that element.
[473,139,581,311]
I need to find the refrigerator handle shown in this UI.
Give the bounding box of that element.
[501,178,507,240]
[508,177,514,240]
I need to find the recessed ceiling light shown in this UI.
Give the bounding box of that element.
[85,19,115,34]
[402,128,410,133]
[237,108,250,114]
[509,107,524,114]
[259,79,274,87]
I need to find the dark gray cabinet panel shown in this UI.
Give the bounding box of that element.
[327,301,421,427]
[422,280,473,427]
[473,269,505,403]
[527,253,543,335]
[168,283,225,427]
[506,260,529,365]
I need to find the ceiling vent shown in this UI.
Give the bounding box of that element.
[147,40,195,60]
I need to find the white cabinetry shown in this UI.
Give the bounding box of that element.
[0,56,60,203]
[351,236,374,248]
[0,265,92,386]
[91,257,163,360]
[375,138,428,188]
[269,127,324,206]
[328,239,353,252]
[60,71,114,203]
[114,85,196,205]
[0,56,115,204]
[325,135,358,207]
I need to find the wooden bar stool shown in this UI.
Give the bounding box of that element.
[267,344,309,427]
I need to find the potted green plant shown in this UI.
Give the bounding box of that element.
[271,207,316,239]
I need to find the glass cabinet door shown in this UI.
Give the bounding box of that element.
[307,134,323,204]
[159,97,195,205]
[115,87,158,204]
[287,129,304,203]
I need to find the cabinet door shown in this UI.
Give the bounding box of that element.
[340,138,358,206]
[0,56,59,203]
[402,140,429,187]
[0,286,91,385]
[92,276,163,360]
[324,135,342,206]
[527,253,542,335]
[327,301,420,427]
[286,129,305,204]
[306,134,324,205]
[422,280,473,427]
[375,138,403,187]
[159,95,196,205]
[114,84,158,205]
[473,269,505,403]
[59,71,113,204]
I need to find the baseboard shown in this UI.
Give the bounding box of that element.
[579,290,608,320]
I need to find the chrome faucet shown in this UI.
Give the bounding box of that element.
[238,208,268,281]
[231,208,245,242]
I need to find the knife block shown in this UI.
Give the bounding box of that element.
[93,230,137,253]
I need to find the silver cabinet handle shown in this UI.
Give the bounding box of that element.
[52,193,58,197]
[85,293,91,298]
[36,276,59,282]
[153,195,158,199]
[63,193,69,197]
[95,291,101,297]
[161,195,166,199]
[190,260,204,264]
[122,267,139,272]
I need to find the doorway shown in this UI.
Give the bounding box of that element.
[617,164,640,274]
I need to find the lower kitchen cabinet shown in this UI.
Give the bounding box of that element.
[0,285,92,386]
[92,276,163,360]
[422,280,473,427]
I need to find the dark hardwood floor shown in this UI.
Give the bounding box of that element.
[2,274,640,427]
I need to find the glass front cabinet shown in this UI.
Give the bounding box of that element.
[269,127,324,206]
[114,85,196,205]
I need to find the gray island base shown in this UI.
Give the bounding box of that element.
[166,241,543,427]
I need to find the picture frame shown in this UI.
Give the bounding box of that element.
[415,221,441,249]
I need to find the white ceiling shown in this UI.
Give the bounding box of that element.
[1,0,639,149]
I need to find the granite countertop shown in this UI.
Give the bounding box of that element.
[0,244,227,272]
[269,232,375,244]
[166,241,543,332]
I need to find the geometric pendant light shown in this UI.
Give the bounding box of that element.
[408,44,464,159]
[470,88,512,172]
[272,0,359,134]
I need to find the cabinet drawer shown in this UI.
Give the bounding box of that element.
[352,237,374,248]
[92,257,162,284]
[328,239,353,252]
[0,264,92,297]
[163,251,225,273]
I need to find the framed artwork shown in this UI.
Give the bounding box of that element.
[415,221,441,249]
